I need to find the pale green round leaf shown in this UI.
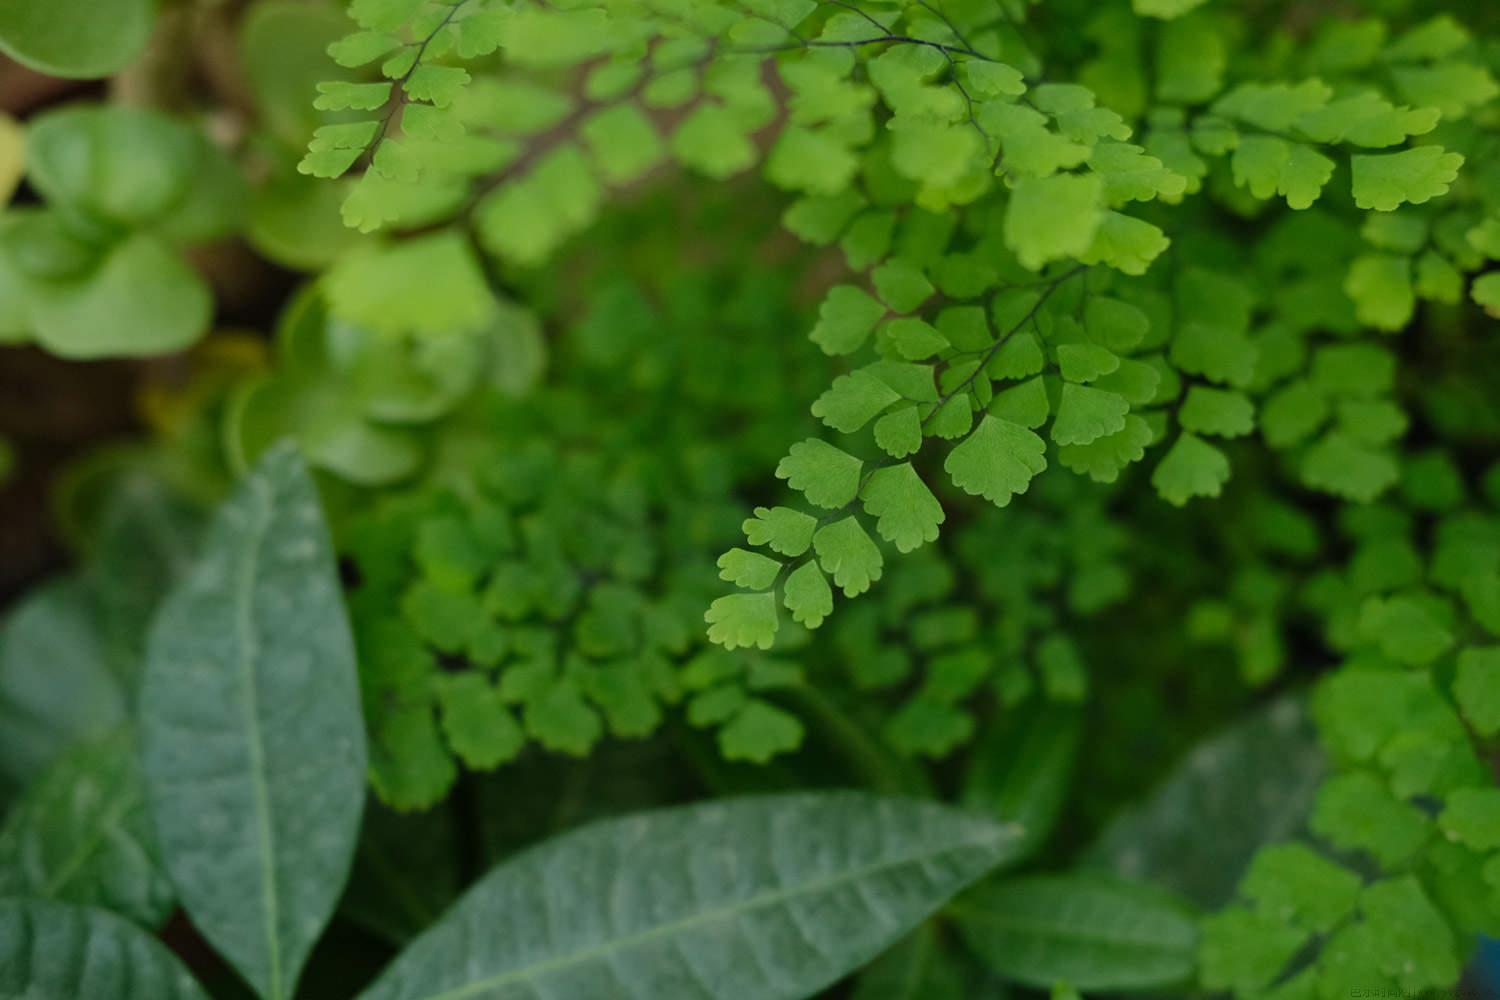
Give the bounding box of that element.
[30,234,211,358]
[0,0,157,79]
[26,105,197,233]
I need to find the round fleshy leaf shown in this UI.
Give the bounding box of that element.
[0,0,157,79]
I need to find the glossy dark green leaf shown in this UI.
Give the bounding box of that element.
[962,705,1082,864]
[853,923,1010,1000]
[357,792,1022,1000]
[0,729,173,926]
[0,576,125,790]
[341,801,461,946]
[950,875,1198,991]
[0,0,156,79]
[0,899,208,998]
[141,444,367,1000]
[84,472,202,691]
[1083,696,1323,908]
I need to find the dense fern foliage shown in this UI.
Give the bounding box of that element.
[1,0,1499,996]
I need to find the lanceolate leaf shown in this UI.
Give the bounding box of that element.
[0,899,209,999]
[950,875,1199,990]
[962,706,1083,864]
[356,793,1023,1000]
[0,729,173,927]
[0,576,125,790]
[1084,696,1324,908]
[140,444,367,1000]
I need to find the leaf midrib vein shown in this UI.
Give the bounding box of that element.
[408,829,1012,1000]
[236,489,283,1000]
[40,780,139,898]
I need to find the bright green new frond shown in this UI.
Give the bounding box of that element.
[776,438,863,509]
[944,415,1047,509]
[814,516,884,598]
[861,462,944,553]
[1351,147,1465,212]
[1152,432,1230,506]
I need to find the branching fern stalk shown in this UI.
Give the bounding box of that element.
[285,7,1500,989]
[296,0,1494,654]
[3,1,1498,998]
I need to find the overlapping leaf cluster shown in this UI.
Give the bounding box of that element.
[1198,474,1500,996]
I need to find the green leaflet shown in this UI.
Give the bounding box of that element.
[0,899,210,999]
[776,438,863,509]
[945,415,1048,508]
[717,548,783,590]
[811,285,887,355]
[742,506,818,557]
[861,462,945,553]
[783,561,833,628]
[355,793,1023,1000]
[1005,174,1105,271]
[1230,137,1334,210]
[1455,647,1500,736]
[951,875,1199,991]
[1351,147,1465,212]
[815,516,885,598]
[1152,432,1230,506]
[1052,384,1130,447]
[0,729,173,927]
[324,229,497,337]
[140,444,367,1000]
[812,369,901,433]
[704,592,779,651]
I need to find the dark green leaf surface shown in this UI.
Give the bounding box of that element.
[852,923,1010,1000]
[141,444,366,1000]
[951,875,1198,990]
[85,472,202,691]
[0,898,208,999]
[962,706,1082,865]
[0,576,125,790]
[1083,696,1323,908]
[357,792,1022,1000]
[0,729,173,927]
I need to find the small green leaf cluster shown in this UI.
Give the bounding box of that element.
[809,471,1127,758]
[224,282,541,487]
[344,437,806,809]
[1199,472,1500,996]
[0,106,243,357]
